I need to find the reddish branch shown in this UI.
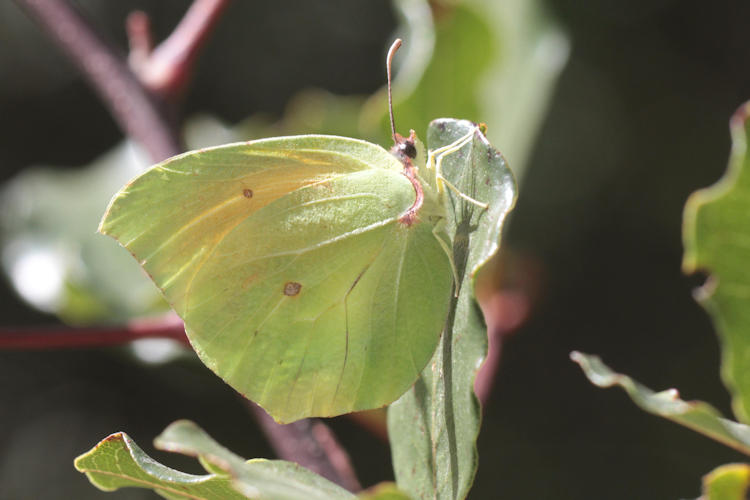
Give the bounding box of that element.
[0,314,187,350]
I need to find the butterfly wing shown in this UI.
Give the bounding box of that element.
[100,135,452,423]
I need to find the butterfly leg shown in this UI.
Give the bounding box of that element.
[428,130,489,210]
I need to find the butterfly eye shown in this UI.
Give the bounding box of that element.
[399,140,417,159]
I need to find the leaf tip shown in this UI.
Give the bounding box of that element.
[74,431,127,473]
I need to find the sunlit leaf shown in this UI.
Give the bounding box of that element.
[683,102,750,424]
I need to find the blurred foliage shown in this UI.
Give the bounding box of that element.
[362,0,568,176]
[701,463,750,500]
[0,117,238,323]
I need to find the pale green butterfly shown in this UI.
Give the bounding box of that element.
[99,40,486,423]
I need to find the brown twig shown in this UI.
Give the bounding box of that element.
[249,403,362,492]
[14,0,182,161]
[129,0,231,103]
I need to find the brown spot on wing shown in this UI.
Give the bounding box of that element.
[242,188,253,198]
[284,281,302,296]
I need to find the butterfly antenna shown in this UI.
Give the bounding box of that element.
[387,38,402,142]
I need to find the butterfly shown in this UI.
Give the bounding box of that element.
[99,40,486,423]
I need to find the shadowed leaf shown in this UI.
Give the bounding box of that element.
[387,119,517,499]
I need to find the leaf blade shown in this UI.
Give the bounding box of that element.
[571,351,750,456]
[702,463,750,500]
[683,102,750,423]
[388,119,517,500]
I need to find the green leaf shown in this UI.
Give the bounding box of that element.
[683,102,750,424]
[571,351,750,456]
[702,463,750,500]
[357,483,413,500]
[75,419,354,499]
[387,119,517,500]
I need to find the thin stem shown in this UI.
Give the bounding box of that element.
[14,0,182,161]
[249,403,362,492]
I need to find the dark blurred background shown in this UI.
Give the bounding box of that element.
[1,0,750,498]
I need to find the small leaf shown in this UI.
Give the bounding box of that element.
[357,482,413,500]
[388,119,517,500]
[701,463,750,500]
[74,431,245,498]
[75,419,355,499]
[683,102,750,424]
[571,351,750,456]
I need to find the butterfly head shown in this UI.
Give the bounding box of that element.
[390,129,428,171]
[391,130,417,160]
